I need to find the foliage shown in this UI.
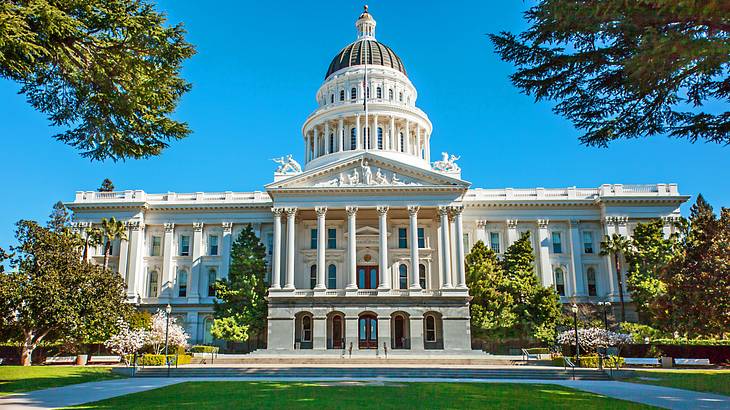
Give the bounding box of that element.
[0,220,131,365]
[98,179,115,192]
[551,355,624,368]
[128,311,152,330]
[651,195,730,338]
[100,217,127,269]
[0,0,196,161]
[46,201,70,232]
[600,233,631,322]
[619,322,667,344]
[649,339,730,346]
[489,1,730,146]
[135,353,191,366]
[104,319,146,365]
[82,226,104,262]
[557,327,632,354]
[145,310,189,354]
[189,345,219,353]
[212,224,268,343]
[466,241,515,337]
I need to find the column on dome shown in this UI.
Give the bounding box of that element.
[161,223,175,299]
[324,121,330,155]
[338,118,344,152]
[190,222,203,302]
[284,208,297,290]
[405,119,411,154]
[537,219,553,288]
[304,132,309,163]
[506,219,519,246]
[425,133,431,163]
[221,222,233,280]
[408,206,421,289]
[438,206,452,289]
[271,209,283,289]
[346,206,358,289]
[390,116,396,151]
[315,207,327,290]
[377,206,390,290]
[453,206,467,289]
[569,219,586,297]
[416,125,422,158]
[355,115,361,150]
[313,126,319,158]
[372,114,378,149]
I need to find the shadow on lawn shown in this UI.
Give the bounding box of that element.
[0,367,120,395]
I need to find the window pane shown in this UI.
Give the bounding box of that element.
[179,271,187,297]
[490,232,500,253]
[208,269,217,296]
[552,232,562,254]
[417,228,425,248]
[310,229,317,249]
[583,231,594,253]
[419,264,426,289]
[398,228,407,249]
[399,264,408,289]
[180,235,190,256]
[310,265,317,289]
[327,228,336,249]
[328,264,337,289]
[151,236,161,256]
[209,235,219,256]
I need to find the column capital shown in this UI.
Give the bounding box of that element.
[537,219,550,229]
[315,206,328,217]
[616,216,629,226]
[604,216,616,225]
[346,206,358,216]
[127,221,145,231]
[376,205,389,215]
[407,205,420,216]
[271,207,284,217]
[163,222,175,233]
[222,222,233,233]
[193,222,204,232]
[449,205,464,215]
[284,207,298,218]
[438,205,450,216]
[507,219,519,228]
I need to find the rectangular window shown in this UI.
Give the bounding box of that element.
[463,233,470,251]
[552,232,562,254]
[327,228,336,249]
[266,233,273,257]
[310,228,317,249]
[490,232,500,253]
[179,235,190,256]
[398,228,408,249]
[583,231,594,254]
[150,236,161,257]
[417,228,425,248]
[208,235,219,256]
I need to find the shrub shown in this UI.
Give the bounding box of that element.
[136,354,192,366]
[650,339,730,346]
[551,355,624,368]
[619,322,667,343]
[190,345,219,353]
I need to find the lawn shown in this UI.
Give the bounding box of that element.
[71,381,655,409]
[0,366,123,396]
[625,369,730,396]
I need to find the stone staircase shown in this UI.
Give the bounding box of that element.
[131,366,611,380]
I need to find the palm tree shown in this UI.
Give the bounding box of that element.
[600,233,631,322]
[101,217,128,269]
[83,226,104,262]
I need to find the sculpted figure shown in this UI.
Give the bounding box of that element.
[375,168,388,185]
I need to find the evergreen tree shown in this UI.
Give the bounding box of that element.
[489,1,729,146]
[1,0,195,161]
[211,224,268,343]
[98,179,115,192]
[47,201,70,232]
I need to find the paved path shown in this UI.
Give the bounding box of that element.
[1,376,728,409]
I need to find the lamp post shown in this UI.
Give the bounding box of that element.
[571,303,580,367]
[598,301,611,330]
[164,304,172,377]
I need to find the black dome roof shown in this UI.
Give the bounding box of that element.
[325,39,407,79]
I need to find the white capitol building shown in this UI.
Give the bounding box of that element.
[67,8,688,353]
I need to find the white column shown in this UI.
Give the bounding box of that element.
[270,210,282,289]
[602,216,618,297]
[408,206,421,289]
[506,219,519,246]
[475,220,487,244]
[569,219,585,297]
[355,115,361,150]
[346,206,358,290]
[190,222,203,301]
[453,206,467,289]
[338,118,344,152]
[377,206,389,290]
[161,223,175,299]
[304,133,309,163]
[284,208,297,290]
[416,125,422,158]
[537,219,553,288]
[221,222,233,280]
[126,221,144,301]
[372,114,378,149]
[117,230,129,280]
[324,121,330,154]
[315,207,327,290]
[438,206,452,289]
[425,133,431,163]
[405,119,411,153]
[390,116,396,151]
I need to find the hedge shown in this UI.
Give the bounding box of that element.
[190,345,219,353]
[524,348,550,355]
[134,354,192,366]
[650,339,730,346]
[551,355,624,368]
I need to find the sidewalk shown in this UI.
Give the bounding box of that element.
[1,376,728,409]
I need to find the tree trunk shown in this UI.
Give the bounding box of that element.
[614,254,626,322]
[21,333,35,366]
[83,236,90,261]
[103,240,110,269]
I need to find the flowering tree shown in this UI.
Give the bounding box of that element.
[557,328,633,354]
[104,319,147,365]
[145,310,189,354]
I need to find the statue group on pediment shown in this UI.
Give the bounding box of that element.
[432,151,461,173]
[272,154,302,174]
[315,159,419,187]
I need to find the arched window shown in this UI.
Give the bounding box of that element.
[419,264,426,289]
[587,267,597,296]
[554,268,565,296]
[376,87,382,99]
[327,264,337,289]
[148,271,159,297]
[302,316,312,342]
[207,268,217,297]
[399,264,408,289]
[350,128,357,150]
[178,270,188,297]
[330,94,334,104]
[339,90,345,101]
[399,92,403,102]
[310,265,317,289]
[399,132,405,152]
[389,89,394,101]
[425,315,436,342]
[350,87,357,101]
[377,127,383,149]
[329,133,334,153]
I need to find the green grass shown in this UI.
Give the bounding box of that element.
[71,381,656,409]
[0,366,123,396]
[625,369,730,396]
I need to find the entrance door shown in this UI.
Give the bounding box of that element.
[394,315,405,349]
[357,266,379,289]
[358,314,378,349]
[332,316,343,349]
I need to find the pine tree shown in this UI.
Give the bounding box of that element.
[211,225,268,343]
[466,241,515,340]
[47,201,70,232]
[98,179,115,192]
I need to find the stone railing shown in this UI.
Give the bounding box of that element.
[275,289,444,297]
[73,190,272,204]
[465,184,680,202]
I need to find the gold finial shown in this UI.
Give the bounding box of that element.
[364,5,368,13]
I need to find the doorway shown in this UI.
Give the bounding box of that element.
[357,266,378,289]
[358,314,378,349]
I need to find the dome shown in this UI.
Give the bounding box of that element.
[325,39,407,79]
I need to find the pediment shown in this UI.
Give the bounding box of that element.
[265,153,469,191]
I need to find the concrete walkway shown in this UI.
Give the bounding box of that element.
[1,376,728,409]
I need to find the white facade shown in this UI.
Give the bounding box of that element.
[66,8,688,351]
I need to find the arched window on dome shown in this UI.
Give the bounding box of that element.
[350,128,356,150]
[389,89,394,101]
[329,133,334,154]
[351,88,357,101]
[376,87,382,99]
[330,94,334,104]
[340,90,345,101]
[399,92,403,102]
[377,127,383,149]
[399,132,405,152]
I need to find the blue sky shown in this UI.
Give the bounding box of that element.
[0,0,726,249]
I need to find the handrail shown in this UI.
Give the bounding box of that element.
[563,356,576,380]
